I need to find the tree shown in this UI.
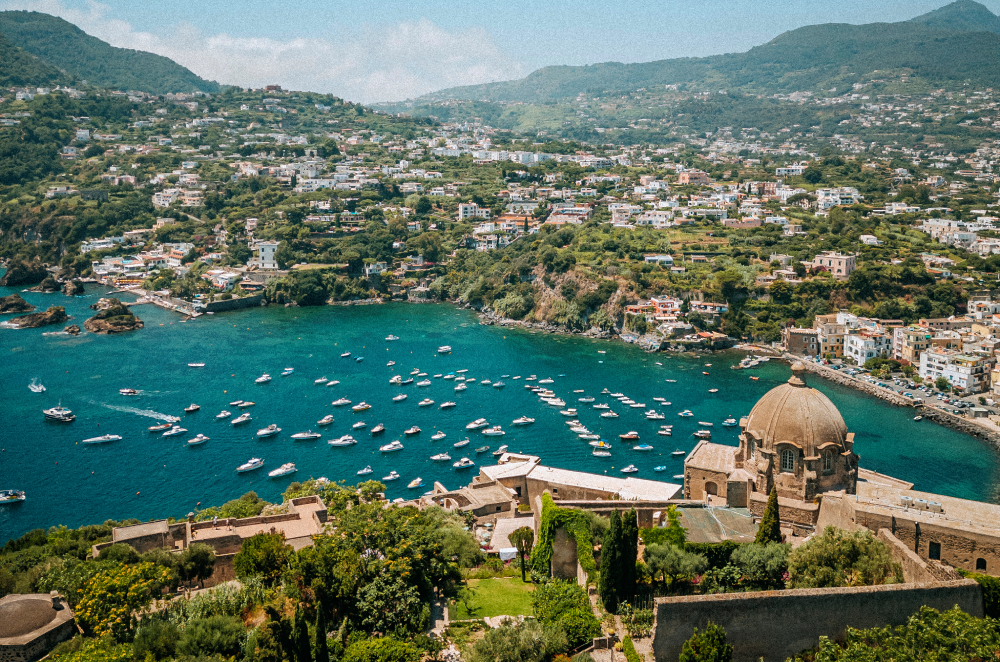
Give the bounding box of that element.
[509,526,534,582]
[755,487,782,544]
[275,241,296,269]
[342,637,418,662]
[315,602,330,662]
[357,574,426,637]
[292,608,312,662]
[787,527,902,588]
[803,165,823,184]
[599,510,622,613]
[935,376,951,392]
[133,620,179,660]
[468,619,567,662]
[730,542,789,590]
[179,543,215,588]
[679,622,733,662]
[233,532,292,586]
[74,562,170,640]
[643,543,707,585]
[177,615,245,658]
[620,509,638,605]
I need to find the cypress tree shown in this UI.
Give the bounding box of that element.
[599,510,622,614]
[292,608,312,662]
[314,605,329,662]
[620,508,638,605]
[755,487,782,544]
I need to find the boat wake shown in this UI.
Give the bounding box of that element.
[96,402,179,422]
[28,378,46,393]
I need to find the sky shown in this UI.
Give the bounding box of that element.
[2,0,999,103]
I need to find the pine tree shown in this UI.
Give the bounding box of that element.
[599,510,622,614]
[755,486,782,544]
[679,622,733,662]
[314,605,329,662]
[292,608,312,662]
[619,508,638,605]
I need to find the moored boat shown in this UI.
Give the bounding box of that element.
[475,445,490,453]
[43,405,75,422]
[722,418,738,427]
[620,464,639,474]
[332,398,352,406]
[466,418,488,430]
[184,404,200,413]
[329,435,357,446]
[408,477,423,489]
[163,426,187,437]
[216,410,232,419]
[255,374,271,384]
[232,413,252,425]
[492,445,508,456]
[269,463,297,478]
[633,444,654,451]
[482,426,505,436]
[382,471,399,481]
[431,431,447,441]
[453,437,471,448]
[291,430,321,440]
[404,426,421,435]
[371,423,386,434]
[453,457,474,469]
[380,440,404,452]
[83,434,121,444]
[318,415,335,426]
[352,402,371,412]
[236,457,264,472]
[440,401,457,409]
[357,466,373,475]
[512,416,535,425]
[149,422,172,432]
[418,398,434,407]
[619,431,640,440]
[187,434,209,445]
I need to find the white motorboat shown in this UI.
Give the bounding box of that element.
[380,440,404,452]
[255,374,271,384]
[646,411,666,420]
[237,458,265,472]
[82,434,121,444]
[672,449,686,456]
[593,450,612,457]
[431,453,451,461]
[371,424,385,434]
[610,392,624,398]
[593,403,610,410]
[341,351,351,358]
[357,466,373,475]
[633,444,655,451]
[229,400,244,406]
[466,418,488,430]
[431,431,447,440]
[315,377,329,384]
[476,445,490,453]
[620,431,640,441]
[418,398,434,407]
[119,388,139,396]
[482,426,505,436]
[621,464,639,474]
[281,368,294,376]
[440,401,457,409]
[269,463,297,478]
[454,437,471,448]
[698,421,714,427]
[257,425,281,437]
[329,435,357,446]
[387,361,396,367]
[43,405,75,422]
[291,430,321,440]
[673,474,685,480]
[492,445,508,456]
[454,383,468,391]
[722,418,738,427]
[694,430,712,439]
[188,363,205,368]
[216,410,232,420]
[600,411,619,418]
[416,379,432,387]
[184,404,200,413]
[187,434,209,445]
[453,457,475,469]
[326,380,341,387]
[579,434,601,440]
[352,402,372,412]
[630,403,645,408]
[709,388,719,393]
[149,422,172,432]
[408,477,423,489]
[318,415,335,426]
[0,489,26,504]
[238,401,255,408]
[560,409,577,417]
[678,410,693,417]
[653,397,666,402]
[658,429,673,436]
[163,426,187,437]
[525,375,537,381]
[493,381,505,389]
[352,421,367,430]
[438,345,452,353]
[232,413,252,425]
[591,440,613,449]
[539,378,554,384]
[411,368,421,375]
[332,398,352,406]
[546,399,567,407]
[386,334,399,341]
[578,396,595,403]
[383,471,399,481]
[404,426,421,435]
[444,373,455,380]
[480,379,492,385]
[393,394,408,402]
[512,416,535,425]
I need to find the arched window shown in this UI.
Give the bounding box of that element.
[748,438,756,459]
[977,558,987,571]
[823,451,833,473]
[780,449,795,473]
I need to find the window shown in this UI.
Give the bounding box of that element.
[552,488,558,494]
[780,449,795,472]
[977,558,987,571]
[748,438,756,459]
[823,452,833,473]
[929,541,941,560]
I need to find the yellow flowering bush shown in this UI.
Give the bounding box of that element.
[75,562,170,641]
[50,636,133,661]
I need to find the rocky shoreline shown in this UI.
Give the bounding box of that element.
[476,307,614,339]
[6,306,69,329]
[0,293,34,314]
[84,298,144,334]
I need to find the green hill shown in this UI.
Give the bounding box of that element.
[0,31,64,89]
[0,11,220,94]
[415,0,1000,104]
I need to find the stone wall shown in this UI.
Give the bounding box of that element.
[878,529,961,583]
[551,528,579,580]
[651,580,983,662]
[549,500,688,528]
[195,293,264,313]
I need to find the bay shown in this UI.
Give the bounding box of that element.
[2,281,999,540]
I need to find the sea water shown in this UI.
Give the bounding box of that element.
[1,281,998,539]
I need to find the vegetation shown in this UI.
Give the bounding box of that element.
[786,527,903,588]
[467,619,567,662]
[755,487,782,544]
[678,622,733,662]
[531,493,600,583]
[451,578,535,620]
[532,580,601,648]
[509,526,534,582]
[598,510,622,614]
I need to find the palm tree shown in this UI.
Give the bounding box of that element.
[509,526,535,582]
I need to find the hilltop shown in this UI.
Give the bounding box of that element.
[0,11,220,94]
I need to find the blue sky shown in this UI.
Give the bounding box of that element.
[2,0,996,102]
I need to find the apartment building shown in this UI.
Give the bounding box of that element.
[919,348,994,393]
[817,322,847,358]
[844,330,892,364]
[784,327,819,357]
[810,251,857,279]
[899,326,932,364]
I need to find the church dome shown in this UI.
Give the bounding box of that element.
[743,362,848,455]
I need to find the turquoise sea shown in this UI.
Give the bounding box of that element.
[2,279,1000,540]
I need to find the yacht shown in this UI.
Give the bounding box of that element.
[673,474,685,480]
[657,429,673,436]
[238,401,255,408]
[525,375,537,381]
[255,374,271,384]
[579,434,601,440]
[257,424,282,438]
[149,422,172,432]
[593,403,610,410]
[492,445,509,456]
[653,397,666,402]
[82,434,121,444]
[620,465,639,474]
[352,402,372,412]
[466,418,489,430]
[418,398,434,407]
[693,430,712,439]
[416,379,432,387]
[119,388,139,396]
[454,383,468,391]
[216,410,232,420]
[380,440,405,452]
[633,444,654,451]
[539,378,554,384]
[708,388,719,394]
[438,345,452,353]
[722,418,738,427]
[600,411,619,419]
[646,411,666,420]
[329,435,357,446]
[475,445,490,453]
[482,426,505,436]
[619,431,640,440]
[546,399,567,407]
[560,408,577,417]
[229,400,245,406]
[430,430,448,441]
[402,378,414,385]
[318,415,335,426]
[315,377,329,384]
[382,471,400,481]
[232,413,252,425]
[672,449,686,456]
[408,477,424,489]
[236,458,264,472]
[512,416,535,426]
[386,334,399,341]
[371,424,385,434]
[281,368,295,376]
[341,351,351,358]
[357,466,373,476]
[665,379,677,383]
[0,489,26,504]
[404,426,421,435]
[440,401,457,409]
[593,449,612,457]
[591,440,613,450]
[387,361,396,367]
[187,434,209,445]
[493,381,505,389]
[332,398,352,407]
[393,394,408,402]
[43,405,75,422]
[355,357,364,363]
[291,430,321,440]
[454,438,471,448]
[629,403,645,409]
[269,463,297,478]
[678,410,694,417]
[480,379,491,386]
[188,363,205,368]
[326,380,341,387]
[411,368,421,375]
[444,373,455,380]
[184,404,200,413]
[698,421,714,427]
[352,421,367,430]
[610,392,625,398]
[431,453,451,461]
[578,396,595,403]
[163,426,187,437]
[453,457,475,469]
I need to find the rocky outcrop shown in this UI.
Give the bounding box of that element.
[7,306,68,328]
[478,307,614,339]
[0,294,34,314]
[62,280,85,296]
[27,276,60,293]
[84,298,143,334]
[64,325,81,335]
[0,260,49,286]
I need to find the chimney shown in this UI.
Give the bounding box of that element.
[50,591,63,610]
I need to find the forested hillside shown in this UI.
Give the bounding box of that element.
[0,32,64,89]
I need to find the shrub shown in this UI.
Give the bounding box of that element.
[531,493,600,583]
[685,541,742,570]
[532,580,590,624]
[622,636,643,662]
[729,542,789,590]
[233,532,291,585]
[678,622,732,662]
[342,637,419,662]
[468,619,567,662]
[97,543,139,564]
[958,570,1000,619]
[176,615,245,658]
[755,487,781,544]
[133,620,179,660]
[558,608,602,649]
[787,527,902,589]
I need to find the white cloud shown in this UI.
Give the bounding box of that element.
[0,0,525,102]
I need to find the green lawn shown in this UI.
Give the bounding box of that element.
[451,578,535,620]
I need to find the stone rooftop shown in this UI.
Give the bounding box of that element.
[482,455,682,500]
[684,440,736,474]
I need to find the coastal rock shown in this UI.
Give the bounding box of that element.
[64,324,81,335]
[0,260,49,287]
[84,298,143,334]
[27,275,60,293]
[62,280,85,296]
[7,306,69,329]
[0,293,34,314]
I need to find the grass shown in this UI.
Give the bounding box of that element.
[451,578,535,620]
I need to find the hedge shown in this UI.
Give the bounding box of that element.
[623,635,643,662]
[958,570,1000,618]
[685,541,743,570]
[530,493,597,583]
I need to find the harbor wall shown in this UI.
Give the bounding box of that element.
[193,293,264,313]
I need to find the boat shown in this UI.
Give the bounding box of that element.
[269,463,297,478]
[332,398,352,406]
[591,440,613,449]
[0,489,26,504]
[492,445,509,456]
[43,405,75,422]
[431,452,452,461]
[750,376,760,381]
[380,440,405,452]
[184,404,200,413]
[352,421,367,430]
[708,388,719,394]
[352,402,372,412]
[237,458,264,472]
[281,367,295,376]
[216,410,232,420]
[654,466,667,472]
[28,381,45,393]
[454,383,467,391]
[693,430,712,439]
[619,431,640,440]
[383,471,400,481]
[482,426,505,436]
[702,372,710,376]
[318,415,335,426]
[475,445,490,453]
[672,450,686,456]
[601,411,619,419]
[400,377,414,385]
[493,381,505,389]
[257,424,281,437]
[291,430,321,440]
[418,398,434,407]
[512,416,535,425]
[119,388,139,396]
[411,368,421,375]
[645,410,665,420]
[593,449,612,457]
[593,403,610,410]
[315,377,329,384]
[444,373,455,380]
[387,361,396,367]
[539,378,554,384]
[610,392,624,398]
[357,466,373,475]
[341,351,351,358]
[229,400,244,406]
[148,422,172,432]
[579,434,600,440]
[914,416,923,421]
[578,396,595,403]
[480,379,491,386]
[466,418,489,430]
[408,477,423,489]
[404,426,421,435]
[416,379,431,387]
[440,401,457,409]
[454,438,471,448]
[678,410,693,417]
[326,380,341,387]
[82,434,121,444]
[560,408,578,417]
[255,374,271,384]
[698,421,714,427]
[525,375,537,381]
[722,418,738,427]
[431,431,447,440]
[163,426,187,437]
[633,444,654,451]
[393,394,408,402]
[238,401,255,408]
[187,434,209,445]
[673,474,685,480]
[355,357,364,363]
[188,363,205,368]
[546,399,567,407]
[453,457,475,469]
[329,435,357,446]
[371,424,385,434]
[232,413,252,425]
[620,465,639,474]
[386,334,399,341]
[665,379,677,383]
[657,429,673,436]
[438,345,452,353]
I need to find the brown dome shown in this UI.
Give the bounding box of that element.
[744,364,848,454]
[0,598,58,638]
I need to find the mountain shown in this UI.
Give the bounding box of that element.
[413,1,1000,105]
[0,11,220,94]
[0,32,64,89]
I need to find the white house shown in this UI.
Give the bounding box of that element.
[250,241,280,270]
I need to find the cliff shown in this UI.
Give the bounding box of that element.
[84,298,143,334]
[61,280,85,296]
[0,293,34,313]
[0,260,48,286]
[7,306,68,328]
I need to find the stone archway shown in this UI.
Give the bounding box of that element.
[705,481,719,496]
